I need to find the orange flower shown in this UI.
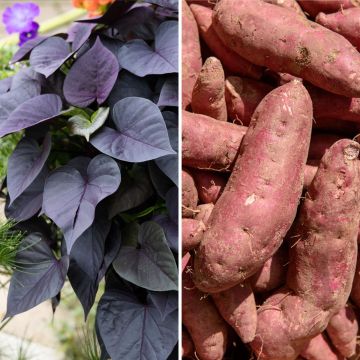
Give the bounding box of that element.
[98,0,114,4]
[83,0,99,12]
[72,0,83,8]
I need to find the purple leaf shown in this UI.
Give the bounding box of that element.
[148,291,178,321]
[5,233,69,318]
[118,21,178,77]
[10,36,46,64]
[157,75,178,107]
[30,37,71,77]
[0,77,12,94]
[108,165,154,218]
[148,162,173,200]
[112,222,178,291]
[8,133,51,204]
[10,67,42,96]
[90,97,175,162]
[144,0,178,10]
[152,214,178,251]
[67,22,96,52]
[5,167,48,222]
[63,37,119,107]
[42,155,121,247]
[96,288,178,360]
[0,94,62,138]
[108,71,153,109]
[155,127,178,186]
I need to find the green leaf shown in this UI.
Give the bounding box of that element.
[113,221,178,291]
[68,107,109,141]
[60,106,92,118]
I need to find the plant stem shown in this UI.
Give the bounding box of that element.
[0,8,87,47]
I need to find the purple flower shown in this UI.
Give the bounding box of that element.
[19,21,39,46]
[2,2,40,34]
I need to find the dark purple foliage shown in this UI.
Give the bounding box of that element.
[2,1,178,357]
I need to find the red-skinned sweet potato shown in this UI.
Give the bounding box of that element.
[195,203,214,224]
[297,0,358,18]
[326,305,358,357]
[189,4,263,79]
[212,282,257,343]
[193,81,313,293]
[183,218,205,253]
[182,328,194,358]
[213,0,360,97]
[300,334,343,360]
[192,57,227,122]
[316,8,360,50]
[251,139,360,359]
[191,170,226,204]
[182,111,246,171]
[182,0,202,109]
[350,251,360,307]
[225,76,272,126]
[182,169,198,218]
[183,269,228,360]
[263,0,306,17]
[308,133,342,160]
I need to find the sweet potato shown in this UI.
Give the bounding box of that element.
[183,269,228,360]
[326,306,358,357]
[182,169,198,218]
[263,0,306,17]
[225,76,272,126]
[189,4,263,79]
[250,245,288,293]
[351,251,360,307]
[212,0,360,97]
[308,133,342,160]
[183,252,191,272]
[316,8,360,50]
[182,328,194,358]
[251,139,360,360]
[192,57,227,122]
[212,282,257,343]
[182,0,202,109]
[182,111,246,171]
[304,164,318,190]
[183,218,205,253]
[195,203,214,224]
[300,334,342,360]
[191,170,226,204]
[193,81,313,293]
[297,0,358,18]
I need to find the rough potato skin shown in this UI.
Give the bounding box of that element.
[316,9,360,50]
[263,0,306,17]
[182,169,198,218]
[225,76,272,126]
[183,218,206,253]
[250,245,288,293]
[182,270,228,360]
[304,164,318,190]
[297,0,358,18]
[212,282,257,343]
[300,334,342,360]
[182,0,202,109]
[308,133,342,160]
[192,170,226,204]
[326,306,358,357]
[192,57,227,122]
[182,328,194,358]
[213,0,360,97]
[195,203,214,224]
[287,140,360,312]
[182,111,246,171]
[189,4,263,79]
[193,81,313,293]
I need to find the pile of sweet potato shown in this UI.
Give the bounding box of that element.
[182,0,360,359]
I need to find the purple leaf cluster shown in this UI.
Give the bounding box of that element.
[1,1,178,359]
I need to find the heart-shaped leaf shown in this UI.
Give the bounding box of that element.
[0,94,62,138]
[10,36,46,64]
[67,23,96,52]
[0,78,12,94]
[6,167,49,222]
[148,291,178,321]
[118,21,178,76]
[5,233,69,317]
[63,37,119,107]
[157,75,178,107]
[152,214,178,251]
[113,222,178,291]
[90,97,174,162]
[30,37,71,77]
[68,107,109,141]
[10,68,42,97]
[108,165,154,218]
[96,288,178,360]
[42,155,121,247]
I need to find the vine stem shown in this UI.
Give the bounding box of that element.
[0,8,87,47]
